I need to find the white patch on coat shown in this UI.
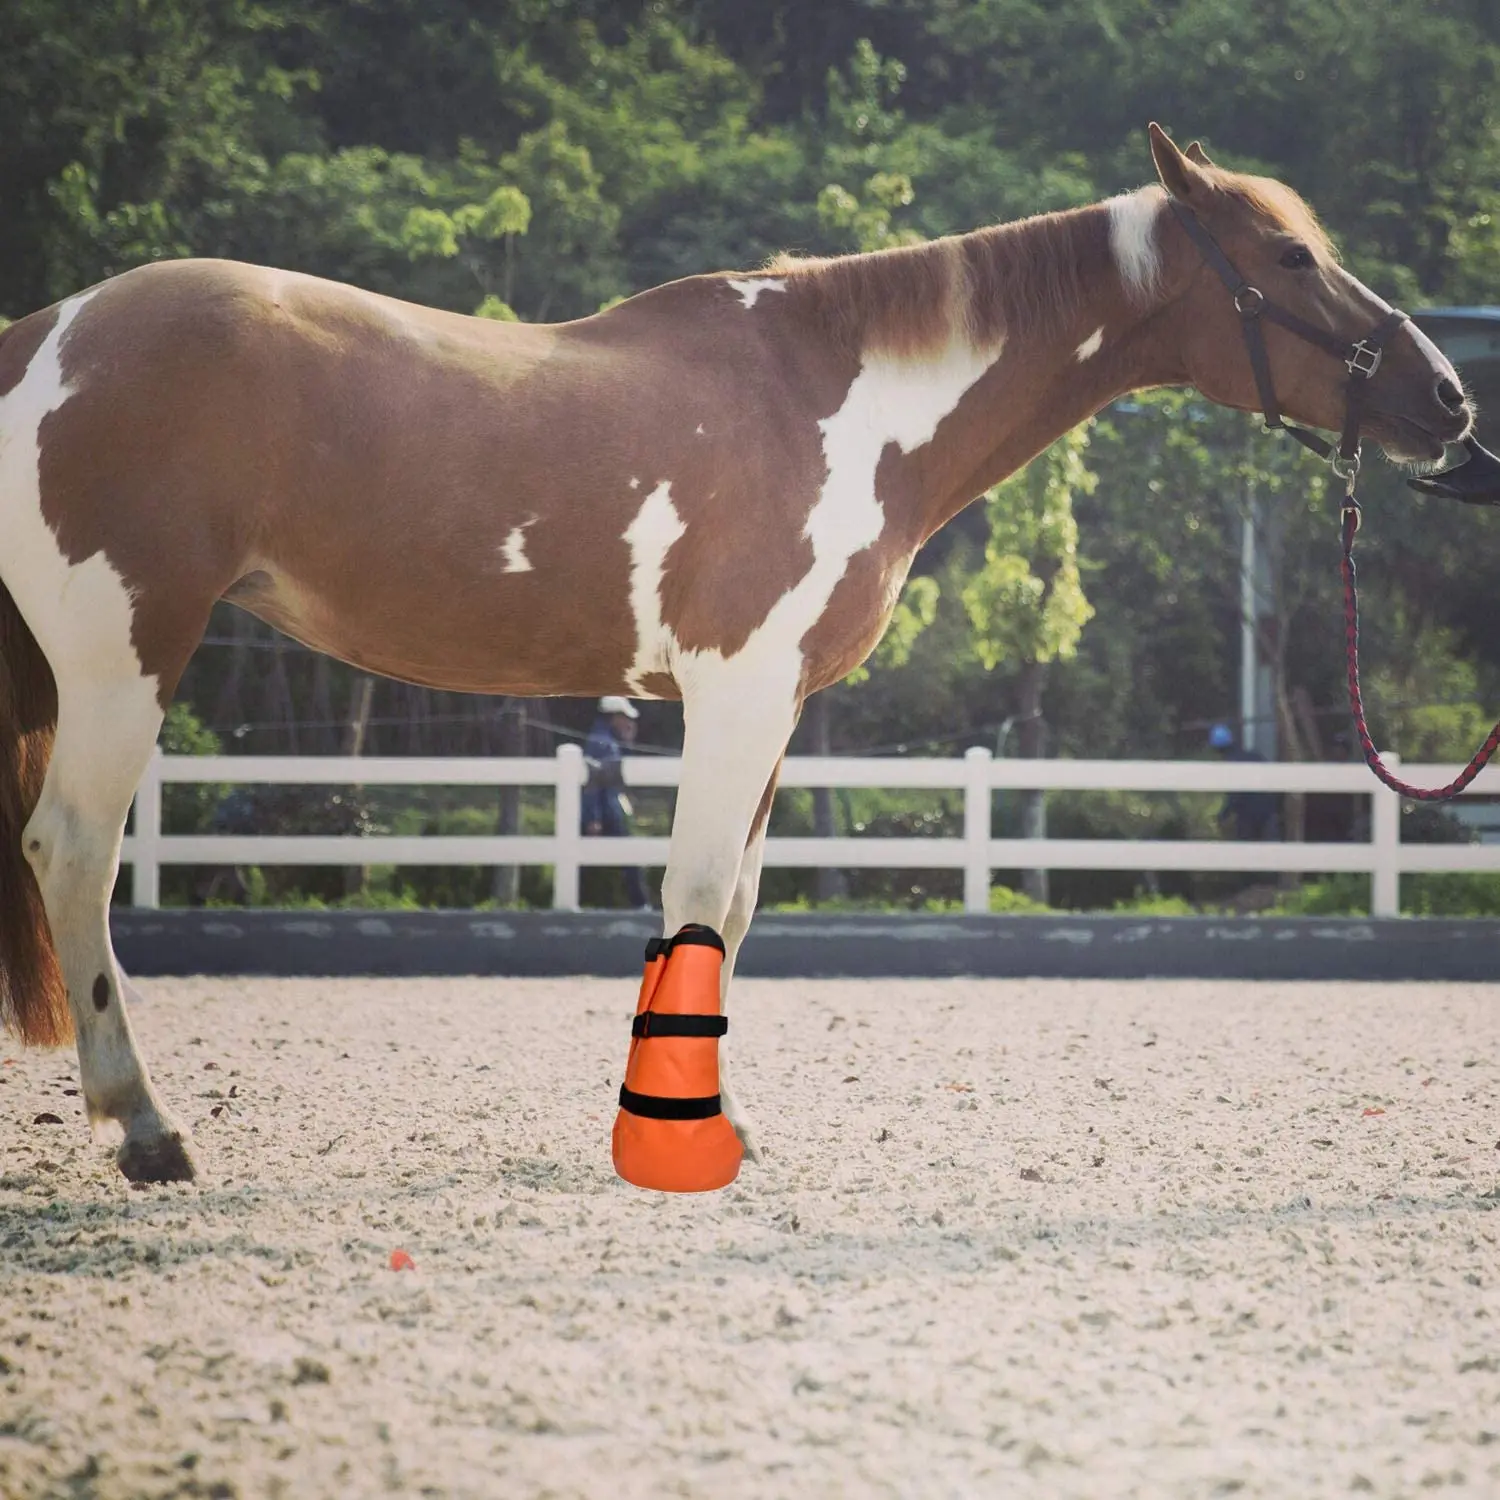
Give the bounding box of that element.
[499,522,534,573]
[1075,326,1105,362]
[0,292,159,716]
[726,278,786,310]
[621,338,1000,704]
[622,481,686,695]
[1108,188,1165,302]
[628,477,640,490]
[695,423,705,436]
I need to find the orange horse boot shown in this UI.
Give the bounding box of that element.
[612,925,742,1192]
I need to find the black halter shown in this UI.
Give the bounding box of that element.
[1170,198,1500,504]
[1168,199,1409,487]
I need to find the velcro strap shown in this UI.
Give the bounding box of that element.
[618,1085,722,1120]
[631,1013,727,1039]
[641,923,727,963]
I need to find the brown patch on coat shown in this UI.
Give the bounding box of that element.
[747,755,784,847]
[0,306,60,398]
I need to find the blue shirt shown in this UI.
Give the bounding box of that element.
[582,720,628,827]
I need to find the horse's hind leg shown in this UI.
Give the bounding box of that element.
[24,673,195,1182]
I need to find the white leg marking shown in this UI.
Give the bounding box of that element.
[1107,187,1166,303]
[499,522,534,573]
[726,277,787,310]
[661,668,797,937]
[1075,325,1105,362]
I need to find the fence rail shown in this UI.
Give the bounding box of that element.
[119,744,1500,917]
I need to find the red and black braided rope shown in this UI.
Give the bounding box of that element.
[1341,503,1500,802]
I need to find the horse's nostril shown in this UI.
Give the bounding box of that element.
[1436,377,1466,414]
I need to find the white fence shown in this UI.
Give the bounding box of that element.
[118,744,1500,918]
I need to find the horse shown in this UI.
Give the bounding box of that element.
[0,125,1471,1185]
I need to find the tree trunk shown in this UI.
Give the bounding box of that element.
[342,675,375,898]
[493,697,526,906]
[1016,659,1049,906]
[1271,649,1314,891]
[807,691,849,903]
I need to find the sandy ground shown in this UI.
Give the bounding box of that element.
[1,976,1498,1500]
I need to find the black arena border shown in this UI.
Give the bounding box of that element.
[110,909,1500,983]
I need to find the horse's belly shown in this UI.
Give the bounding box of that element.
[222,561,648,699]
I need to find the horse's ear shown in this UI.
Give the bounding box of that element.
[1185,140,1216,167]
[1148,122,1210,202]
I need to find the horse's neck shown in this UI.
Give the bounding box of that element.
[817,196,1186,543]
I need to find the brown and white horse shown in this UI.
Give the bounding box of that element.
[0,126,1471,1183]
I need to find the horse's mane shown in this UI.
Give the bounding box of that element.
[760,202,1117,360]
[749,167,1337,361]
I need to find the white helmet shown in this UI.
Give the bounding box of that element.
[597,695,639,719]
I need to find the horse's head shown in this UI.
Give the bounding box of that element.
[1148,123,1470,466]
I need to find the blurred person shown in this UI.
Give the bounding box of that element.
[1210,722,1279,841]
[583,696,651,909]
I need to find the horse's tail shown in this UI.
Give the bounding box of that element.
[0,578,68,1045]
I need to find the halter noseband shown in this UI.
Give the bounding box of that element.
[1168,199,1409,489]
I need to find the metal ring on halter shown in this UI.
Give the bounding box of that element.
[1233,285,1265,318]
[1330,450,1361,482]
[1346,341,1382,379]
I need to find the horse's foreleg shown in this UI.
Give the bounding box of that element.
[23,677,196,1183]
[651,668,796,1171]
[662,667,797,935]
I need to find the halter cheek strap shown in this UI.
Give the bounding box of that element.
[1168,201,1409,479]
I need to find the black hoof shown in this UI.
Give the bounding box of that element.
[117,1131,198,1184]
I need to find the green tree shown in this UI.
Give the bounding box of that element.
[960,426,1096,901]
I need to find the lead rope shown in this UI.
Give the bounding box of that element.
[1340,494,1500,801]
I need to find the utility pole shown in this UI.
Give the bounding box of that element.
[1239,480,1277,758]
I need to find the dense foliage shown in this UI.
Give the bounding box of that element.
[6,1,1500,908]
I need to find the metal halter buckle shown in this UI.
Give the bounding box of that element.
[1233,285,1265,318]
[1346,341,1382,379]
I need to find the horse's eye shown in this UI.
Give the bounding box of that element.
[1280,245,1315,271]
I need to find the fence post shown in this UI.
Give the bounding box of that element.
[132,748,164,910]
[554,742,584,910]
[963,745,993,914]
[1370,752,1400,919]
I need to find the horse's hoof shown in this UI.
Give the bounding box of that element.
[117,1131,198,1184]
[731,1119,765,1167]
